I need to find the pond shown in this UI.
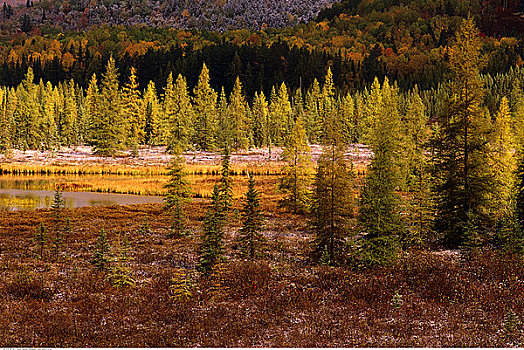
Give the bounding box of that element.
[0,176,164,211]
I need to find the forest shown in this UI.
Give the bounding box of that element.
[1,0,524,346]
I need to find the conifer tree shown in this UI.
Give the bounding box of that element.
[217,87,231,149]
[197,184,225,275]
[305,78,321,143]
[122,67,143,155]
[219,147,233,220]
[51,185,64,260]
[14,68,40,150]
[42,82,59,150]
[433,17,493,247]
[93,57,122,156]
[278,115,312,214]
[193,64,217,151]
[0,87,14,153]
[239,175,263,260]
[84,74,100,145]
[143,81,161,146]
[489,97,517,222]
[252,91,269,148]
[164,149,192,237]
[34,222,47,259]
[164,73,193,151]
[109,234,135,287]
[228,77,250,150]
[60,80,78,147]
[403,88,435,248]
[92,229,111,272]
[358,78,404,266]
[269,83,292,145]
[311,118,355,265]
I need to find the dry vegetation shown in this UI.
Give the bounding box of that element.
[1,193,523,347]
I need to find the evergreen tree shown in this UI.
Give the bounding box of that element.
[193,64,217,151]
[403,88,435,248]
[311,135,355,265]
[84,74,100,146]
[91,229,111,272]
[197,184,225,275]
[358,78,404,267]
[143,81,161,146]
[219,147,233,220]
[489,96,517,222]
[34,222,47,259]
[164,150,193,237]
[93,57,122,156]
[164,73,193,151]
[109,234,135,287]
[122,67,143,155]
[278,115,312,214]
[433,17,493,247]
[305,79,322,143]
[228,77,250,150]
[51,185,64,260]
[239,175,263,260]
[251,91,269,148]
[217,87,231,149]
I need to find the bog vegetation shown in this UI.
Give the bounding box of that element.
[1,14,524,347]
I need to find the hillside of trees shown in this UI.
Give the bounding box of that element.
[0,0,523,95]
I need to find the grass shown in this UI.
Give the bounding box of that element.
[0,198,523,347]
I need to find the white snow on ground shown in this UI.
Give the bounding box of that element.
[0,144,372,167]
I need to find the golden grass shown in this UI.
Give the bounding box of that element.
[0,163,283,177]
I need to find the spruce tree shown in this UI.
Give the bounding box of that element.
[239,175,263,260]
[34,222,47,259]
[403,88,435,248]
[228,77,250,150]
[219,147,233,221]
[0,87,13,153]
[164,150,192,237]
[193,64,217,151]
[84,74,100,146]
[197,184,225,275]
[122,67,143,155]
[92,229,111,272]
[93,57,122,156]
[433,17,493,247]
[164,73,193,152]
[109,234,135,287]
[51,185,64,260]
[278,115,312,214]
[252,91,269,148]
[311,135,354,265]
[143,81,161,146]
[358,78,404,267]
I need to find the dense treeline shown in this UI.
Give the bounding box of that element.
[0,0,522,94]
[2,18,524,260]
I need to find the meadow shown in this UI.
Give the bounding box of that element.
[0,199,523,347]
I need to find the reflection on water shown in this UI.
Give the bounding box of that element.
[0,188,163,211]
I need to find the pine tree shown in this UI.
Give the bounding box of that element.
[164,150,192,237]
[278,115,312,214]
[311,133,355,265]
[93,57,122,156]
[239,175,263,260]
[91,229,111,272]
[358,78,404,267]
[193,64,217,151]
[433,17,493,247]
[197,184,225,275]
[122,67,143,155]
